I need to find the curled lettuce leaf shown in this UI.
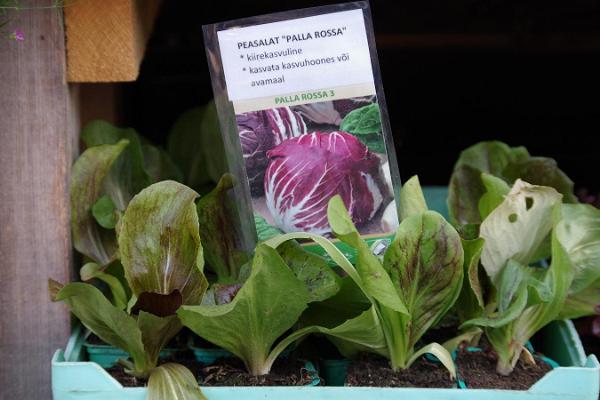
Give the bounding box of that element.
[479,180,562,283]
[118,181,207,307]
[70,140,128,265]
[556,203,600,294]
[448,141,575,226]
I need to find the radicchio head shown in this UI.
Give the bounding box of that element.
[264,131,388,235]
[237,107,306,195]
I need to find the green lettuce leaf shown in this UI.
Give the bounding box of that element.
[147,363,206,400]
[559,279,600,319]
[454,238,486,322]
[167,102,227,190]
[141,143,183,183]
[327,195,408,314]
[50,281,148,373]
[340,104,381,135]
[137,312,181,368]
[556,203,600,294]
[178,244,310,375]
[478,173,510,221]
[91,195,118,229]
[119,181,207,306]
[339,104,384,153]
[300,275,370,328]
[70,140,128,265]
[80,262,128,310]
[479,180,562,282]
[276,241,341,303]
[508,212,573,372]
[398,175,428,220]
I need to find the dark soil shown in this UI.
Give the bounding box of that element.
[345,353,454,388]
[105,366,145,387]
[106,356,315,387]
[455,348,553,390]
[196,357,315,386]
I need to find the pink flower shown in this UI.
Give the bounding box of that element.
[8,29,24,41]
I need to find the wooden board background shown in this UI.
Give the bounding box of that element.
[0,7,77,398]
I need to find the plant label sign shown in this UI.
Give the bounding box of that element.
[204,2,401,258]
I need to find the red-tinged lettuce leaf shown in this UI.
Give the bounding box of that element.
[448,141,529,226]
[384,211,464,350]
[118,181,207,306]
[327,195,408,314]
[448,141,576,227]
[81,121,151,210]
[196,174,249,283]
[178,244,310,376]
[503,157,577,203]
[131,291,183,317]
[147,363,206,400]
[70,140,128,265]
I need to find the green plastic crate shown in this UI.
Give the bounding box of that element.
[52,320,599,399]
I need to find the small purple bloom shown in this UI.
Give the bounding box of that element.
[9,29,24,41]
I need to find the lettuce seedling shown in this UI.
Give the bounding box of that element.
[71,121,182,307]
[448,141,576,227]
[52,181,207,398]
[262,176,464,378]
[178,243,312,376]
[460,179,574,375]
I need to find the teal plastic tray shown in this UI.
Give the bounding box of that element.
[52,320,598,399]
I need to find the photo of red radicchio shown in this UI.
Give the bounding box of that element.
[264,131,388,235]
[237,107,306,195]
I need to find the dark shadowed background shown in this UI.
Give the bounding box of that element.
[118,0,600,191]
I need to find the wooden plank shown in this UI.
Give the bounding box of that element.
[65,0,161,82]
[0,7,78,399]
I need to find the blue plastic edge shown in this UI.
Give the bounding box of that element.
[53,320,599,400]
